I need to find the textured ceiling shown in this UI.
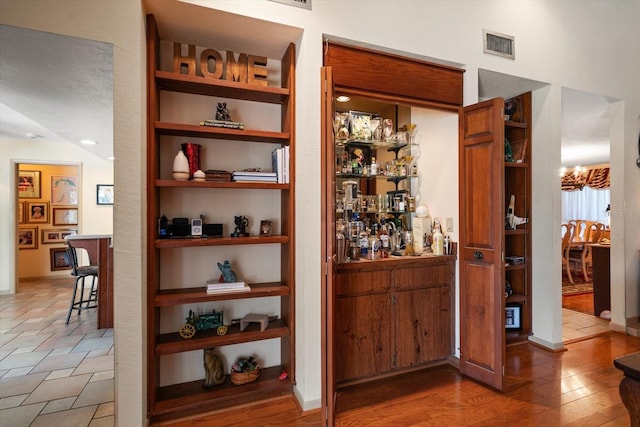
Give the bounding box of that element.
[0,24,113,160]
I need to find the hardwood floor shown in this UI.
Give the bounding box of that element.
[155,332,640,427]
[563,292,595,315]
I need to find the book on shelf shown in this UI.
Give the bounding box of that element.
[206,285,251,295]
[204,169,232,182]
[200,119,245,130]
[271,146,289,184]
[206,280,247,290]
[232,170,278,183]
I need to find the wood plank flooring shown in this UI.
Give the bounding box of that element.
[155,332,640,427]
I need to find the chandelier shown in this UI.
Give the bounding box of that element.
[560,165,610,191]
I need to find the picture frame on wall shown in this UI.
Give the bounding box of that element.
[26,201,49,224]
[50,247,72,271]
[18,170,41,199]
[51,176,78,206]
[18,202,25,224]
[96,184,114,205]
[53,207,78,226]
[505,303,522,330]
[18,226,38,250]
[41,228,77,244]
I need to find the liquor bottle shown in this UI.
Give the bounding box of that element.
[432,219,444,256]
[370,157,378,175]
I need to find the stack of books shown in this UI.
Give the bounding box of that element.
[232,171,278,183]
[204,169,232,182]
[272,146,290,183]
[200,119,245,130]
[206,280,251,295]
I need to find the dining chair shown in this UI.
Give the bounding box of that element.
[65,242,99,324]
[569,222,604,282]
[561,223,575,284]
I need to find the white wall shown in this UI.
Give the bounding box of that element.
[2,0,639,424]
[0,1,146,426]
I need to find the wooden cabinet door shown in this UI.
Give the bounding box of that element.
[395,286,451,368]
[335,293,393,382]
[458,98,505,390]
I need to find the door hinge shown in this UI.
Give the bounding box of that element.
[501,251,504,262]
[393,354,397,367]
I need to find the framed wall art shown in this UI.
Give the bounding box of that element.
[96,184,114,205]
[41,228,77,244]
[51,175,78,206]
[18,226,38,250]
[53,207,78,226]
[26,201,49,224]
[50,247,72,271]
[18,170,41,199]
[18,202,25,224]
[505,303,522,331]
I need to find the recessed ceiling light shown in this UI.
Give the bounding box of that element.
[25,133,42,139]
[107,156,115,161]
[81,139,98,145]
[336,95,351,102]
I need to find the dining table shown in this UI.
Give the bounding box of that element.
[65,234,113,329]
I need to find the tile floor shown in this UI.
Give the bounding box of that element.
[0,278,617,426]
[0,278,114,427]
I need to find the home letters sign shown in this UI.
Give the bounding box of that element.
[173,43,268,86]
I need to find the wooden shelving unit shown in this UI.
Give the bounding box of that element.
[146,14,295,421]
[504,92,532,344]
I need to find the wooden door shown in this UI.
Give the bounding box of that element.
[458,98,505,390]
[395,286,450,368]
[320,66,336,426]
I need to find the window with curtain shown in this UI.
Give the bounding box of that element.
[561,187,610,224]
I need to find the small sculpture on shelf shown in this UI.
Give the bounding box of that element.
[231,215,249,237]
[179,309,228,339]
[217,260,237,283]
[215,102,231,121]
[203,347,225,388]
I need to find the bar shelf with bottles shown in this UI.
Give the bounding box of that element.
[334,119,451,263]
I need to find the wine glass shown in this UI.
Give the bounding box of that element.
[406,123,418,144]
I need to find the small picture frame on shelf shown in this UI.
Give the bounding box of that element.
[260,220,272,237]
[505,303,522,330]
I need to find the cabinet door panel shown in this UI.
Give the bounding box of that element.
[394,265,450,290]
[459,98,504,390]
[336,270,392,296]
[395,287,451,368]
[335,294,392,382]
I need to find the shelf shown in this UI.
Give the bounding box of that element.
[153,366,291,420]
[505,263,527,271]
[505,229,529,235]
[155,121,289,144]
[504,120,527,129]
[506,294,527,303]
[155,179,289,190]
[155,283,289,307]
[156,319,289,355]
[155,235,288,249]
[155,70,290,104]
[504,162,529,168]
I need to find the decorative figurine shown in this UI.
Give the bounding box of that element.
[203,347,225,388]
[215,102,231,121]
[231,215,249,237]
[217,260,238,283]
[179,309,228,339]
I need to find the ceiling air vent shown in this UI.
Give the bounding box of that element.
[270,0,312,10]
[483,30,515,60]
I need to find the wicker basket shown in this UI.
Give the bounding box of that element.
[231,368,261,385]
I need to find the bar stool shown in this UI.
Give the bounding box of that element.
[65,243,99,324]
